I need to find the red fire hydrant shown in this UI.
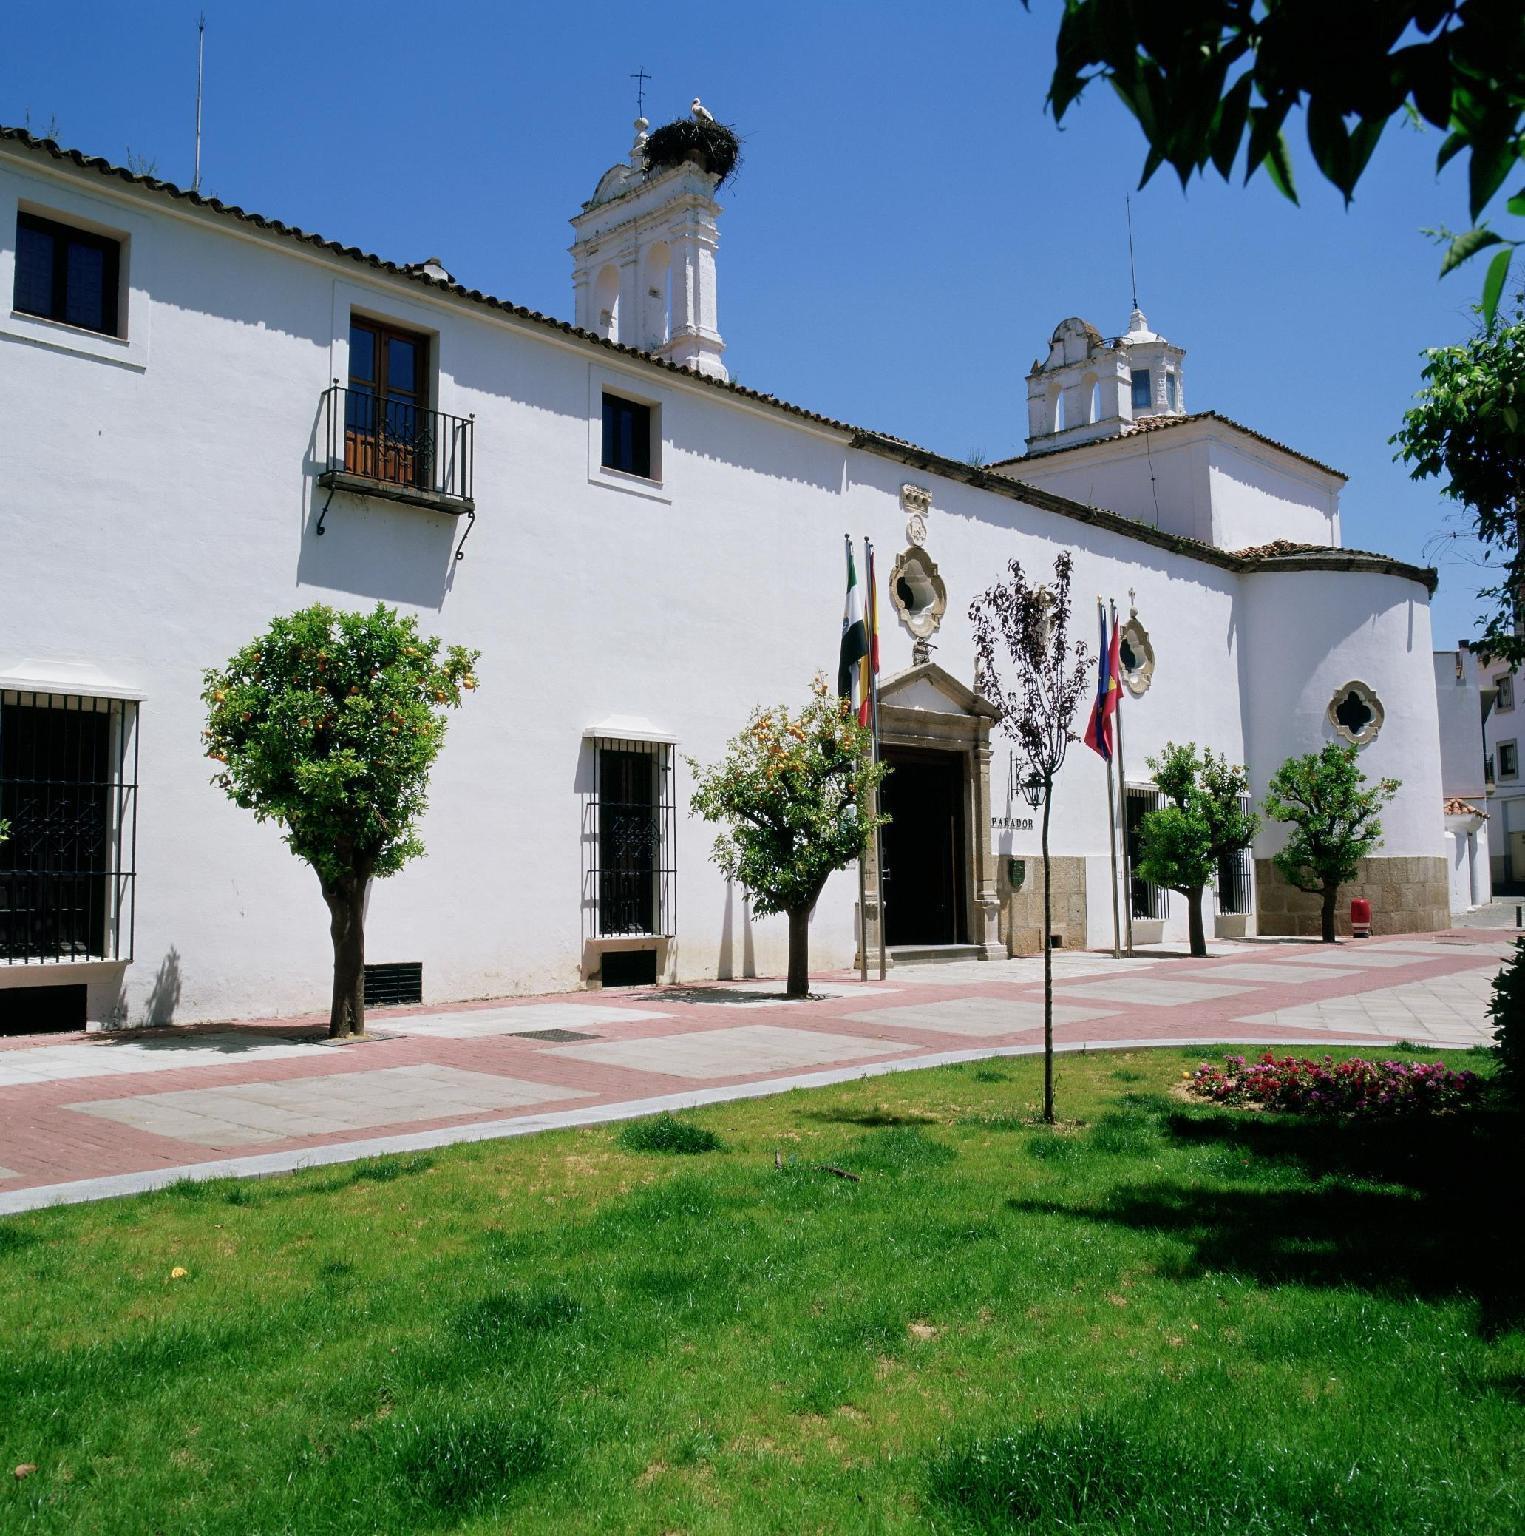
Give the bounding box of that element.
[1350,897,1372,939]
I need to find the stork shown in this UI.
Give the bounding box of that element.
[691,98,714,124]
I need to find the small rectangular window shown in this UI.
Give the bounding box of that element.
[1501,741,1518,780]
[1130,368,1151,411]
[1165,369,1177,409]
[601,392,654,479]
[1498,675,1515,711]
[13,212,121,337]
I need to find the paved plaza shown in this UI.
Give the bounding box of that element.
[0,931,1511,1213]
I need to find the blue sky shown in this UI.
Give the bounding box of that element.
[3,1,1498,645]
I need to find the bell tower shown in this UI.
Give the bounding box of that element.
[570,117,728,381]
[1023,308,1185,455]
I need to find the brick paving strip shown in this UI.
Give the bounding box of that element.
[0,933,1510,1215]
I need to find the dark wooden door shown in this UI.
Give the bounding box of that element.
[880,748,966,946]
[346,318,429,486]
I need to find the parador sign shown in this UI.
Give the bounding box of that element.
[991,814,1035,832]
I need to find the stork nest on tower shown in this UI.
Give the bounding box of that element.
[644,117,742,187]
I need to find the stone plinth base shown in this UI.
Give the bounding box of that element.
[999,855,1087,955]
[1254,856,1449,937]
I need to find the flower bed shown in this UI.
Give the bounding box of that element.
[1186,1052,1483,1117]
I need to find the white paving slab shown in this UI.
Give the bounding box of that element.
[886,955,1162,986]
[1279,948,1432,969]
[0,1033,319,1088]
[64,1066,593,1148]
[1056,977,1257,1006]
[1197,962,1361,985]
[1231,968,1494,1045]
[844,997,1119,1036]
[376,1002,672,1037]
[645,982,902,1007]
[547,1024,909,1079]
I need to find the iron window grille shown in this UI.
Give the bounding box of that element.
[582,739,676,940]
[0,692,138,964]
[1124,785,1168,921]
[1216,802,1254,916]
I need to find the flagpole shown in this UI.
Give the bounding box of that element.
[1105,599,1123,959]
[1115,599,1134,957]
[848,534,868,982]
[1099,599,1120,959]
[867,537,887,981]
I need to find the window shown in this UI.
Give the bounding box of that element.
[583,738,675,940]
[1327,680,1385,746]
[601,392,655,479]
[1165,369,1178,409]
[1501,741,1518,780]
[1498,674,1515,712]
[345,317,430,488]
[1,692,138,964]
[1130,368,1151,411]
[14,212,121,336]
[1216,798,1253,915]
[1124,786,1168,920]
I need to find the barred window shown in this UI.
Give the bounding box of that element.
[1,692,139,963]
[1124,785,1168,921]
[1216,798,1254,915]
[582,738,675,939]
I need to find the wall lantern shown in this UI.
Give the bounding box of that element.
[1020,770,1046,810]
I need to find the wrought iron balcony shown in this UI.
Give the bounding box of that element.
[317,384,476,549]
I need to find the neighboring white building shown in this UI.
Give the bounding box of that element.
[0,120,1451,1031]
[1477,650,1525,888]
[1432,644,1491,912]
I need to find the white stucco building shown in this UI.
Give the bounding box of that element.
[0,118,1451,1032]
[1473,649,1525,889]
[1432,643,1491,912]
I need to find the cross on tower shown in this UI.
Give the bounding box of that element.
[630,68,652,118]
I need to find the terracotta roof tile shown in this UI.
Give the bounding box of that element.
[995,409,1346,481]
[1443,796,1488,818]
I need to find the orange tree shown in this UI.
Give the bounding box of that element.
[689,678,887,998]
[202,603,478,1038]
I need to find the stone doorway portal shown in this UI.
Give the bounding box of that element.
[861,662,1003,963]
[881,747,966,946]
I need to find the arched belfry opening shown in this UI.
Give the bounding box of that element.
[569,115,728,380]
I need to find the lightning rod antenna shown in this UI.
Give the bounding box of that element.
[193,13,205,193]
[1126,194,1139,312]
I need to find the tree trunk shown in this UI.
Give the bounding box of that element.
[786,904,812,999]
[1040,785,1054,1125]
[1320,883,1339,945]
[1186,886,1207,957]
[323,872,369,1038]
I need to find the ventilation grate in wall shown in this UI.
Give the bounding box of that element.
[0,982,87,1034]
[364,962,423,1008]
[601,949,658,988]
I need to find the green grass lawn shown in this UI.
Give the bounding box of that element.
[3,1046,1521,1534]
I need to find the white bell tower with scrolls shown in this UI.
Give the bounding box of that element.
[570,118,728,381]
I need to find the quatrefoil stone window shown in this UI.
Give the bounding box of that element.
[1327,680,1384,746]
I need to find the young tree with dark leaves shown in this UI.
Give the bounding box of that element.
[1263,743,1399,943]
[202,603,478,1038]
[1136,742,1259,958]
[970,552,1090,1123]
[688,678,887,998]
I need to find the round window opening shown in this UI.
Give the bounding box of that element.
[889,546,947,640]
[1327,680,1384,746]
[1119,615,1155,697]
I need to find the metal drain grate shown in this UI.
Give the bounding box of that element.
[509,1027,601,1042]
